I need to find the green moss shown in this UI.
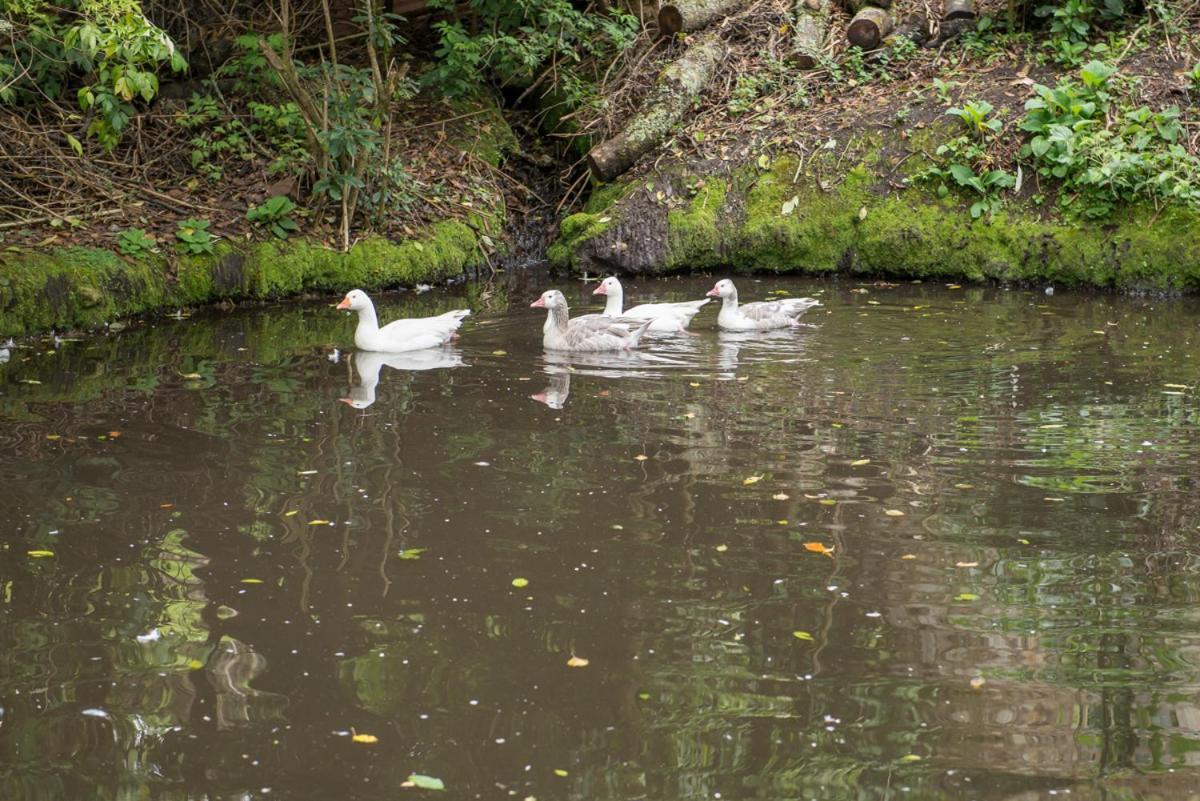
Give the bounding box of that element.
[547,212,611,270]
[584,181,636,214]
[554,150,1200,291]
[666,178,727,269]
[0,219,489,337]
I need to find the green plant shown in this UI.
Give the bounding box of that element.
[174,219,215,255]
[916,97,1015,218]
[1034,0,1128,65]
[246,196,301,239]
[116,227,155,256]
[1019,61,1200,218]
[947,99,1003,137]
[1188,63,1200,93]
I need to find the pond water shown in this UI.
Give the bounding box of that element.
[3,274,1200,801]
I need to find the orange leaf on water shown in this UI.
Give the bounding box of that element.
[804,542,834,557]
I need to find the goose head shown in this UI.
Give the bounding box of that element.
[705,279,736,299]
[592,276,622,297]
[336,289,371,311]
[530,290,568,310]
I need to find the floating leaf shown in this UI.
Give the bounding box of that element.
[554,769,569,778]
[954,592,979,601]
[742,475,764,486]
[955,561,979,568]
[566,656,589,668]
[297,469,318,476]
[1164,383,1190,389]
[850,458,871,466]
[284,510,299,517]
[398,548,426,560]
[804,542,834,557]
[884,509,905,517]
[180,372,202,380]
[511,578,529,588]
[1043,497,1065,502]
[689,382,701,388]
[900,554,916,560]
[772,493,790,501]
[308,519,332,526]
[715,544,728,552]
[240,578,263,584]
[969,676,986,690]
[27,550,54,558]
[45,434,61,441]
[404,774,445,791]
[1017,538,1030,545]
[899,754,923,763]
[954,483,974,490]
[1039,424,1065,429]
[352,732,379,744]
[818,498,837,506]
[634,454,649,461]
[792,630,814,641]
[492,350,507,356]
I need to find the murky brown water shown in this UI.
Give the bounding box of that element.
[3,274,1200,800]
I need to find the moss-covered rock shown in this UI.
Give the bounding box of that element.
[552,147,1200,291]
[0,220,487,337]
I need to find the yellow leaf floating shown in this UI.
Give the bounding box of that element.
[240,578,264,584]
[715,544,728,552]
[819,499,837,506]
[772,493,790,501]
[851,458,871,466]
[492,350,507,356]
[804,542,834,558]
[742,475,764,486]
[634,454,649,461]
[792,630,813,640]
[554,769,569,777]
[969,676,986,690]
[352,732,379,744]
[27,550,55,558]
[511,578,529,588]
[884,509,905,517]
[308,519,331,525]
[900,554,917,560]
[566,656,589,668]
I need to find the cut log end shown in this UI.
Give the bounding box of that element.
[795,51,818,70]
[944,0,976,20]
[658,6,684,35]
[847,7,893,50]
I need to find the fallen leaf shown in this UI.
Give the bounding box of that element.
[159,503,175,509]
[899,754,923,763]
[107,431,122,438]
[955,561,979,568]
[818,499,837,506]
[404,774,445,791]
[804,542,834,557]
[634,454,649,461]
[792,630,813,640]
[1043,497,1065,502]
[900,554,916,560]
[969,677,986,690]
[492,350,507,356]
[284,510,299,517]
[27,550,54,558]
[308,519,332,525]
[511,577,529,588]
[566,656,589,667]
[1017,538,1030,545]
[851,458,871,466]
[554,769,569,777]
[297,469,318,476]
[398,548,426,560]
[715,544,728,552]
[954,592,979,601]
[352,732,379,744]
[180,372,202,380]
[772,492,790,500]
[240,578,263,584]
[689,382,701,388]
[742,475,764,486]
[884,509,905,517]
[45,434,61,441]
[954,483,974,489]
[1039,423,1065,429]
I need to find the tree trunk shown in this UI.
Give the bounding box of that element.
[587,33,727,181]
[657,0,740,36]
[944,0,976,20]
[793,0,831,69]
[844,0,893,11]
[847,6,893,50]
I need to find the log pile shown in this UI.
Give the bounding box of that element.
[657,0,741,36]
[792,0,831,69]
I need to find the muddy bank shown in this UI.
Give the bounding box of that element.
[0,220,486,337]
[549,146,1200,291]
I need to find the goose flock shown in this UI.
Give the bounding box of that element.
[336,278,820,355]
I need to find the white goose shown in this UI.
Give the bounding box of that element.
[336,289,469,352]
[340,349,466,409]
[705,279,820,331]
[593,276,709,333]
[531,290,653,352]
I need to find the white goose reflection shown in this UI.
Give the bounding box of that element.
[530,369,571,409]
[716,328,811,375]
[341,348,465,409]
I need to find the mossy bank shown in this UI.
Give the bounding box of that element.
[0,220,487,337]
[549,146,1200,292]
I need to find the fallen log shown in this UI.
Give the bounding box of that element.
[587,33,728,181]
[793,0,832,69]
[875,11,929,58]
[657,0,740,36]
[844,0,893,10]
[944,0,976,20]
[847,6,893,50]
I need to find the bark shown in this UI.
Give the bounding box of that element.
[657,0,741,36]
[944,0,976,20]
[793,0,831,70]
[877,11,929,54]
[587,34,728,182]
[928,16,975,46]
[847,6,893,50]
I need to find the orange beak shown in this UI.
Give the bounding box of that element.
[705,286,720,297]
[338,397,354,405]
[530,297,546,308]
[336,296,351,310]
[592,284,607,295]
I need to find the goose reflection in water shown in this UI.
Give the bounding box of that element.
[716,328,812,375]
[530,369,570,409]
[340,348,465,409]
[530,349,677,410]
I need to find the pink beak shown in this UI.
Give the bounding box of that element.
[530,297,546,308]
[592,284,607,295]
[338,397,354,405]
[336,296,351,310]
[705,286,720,297]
